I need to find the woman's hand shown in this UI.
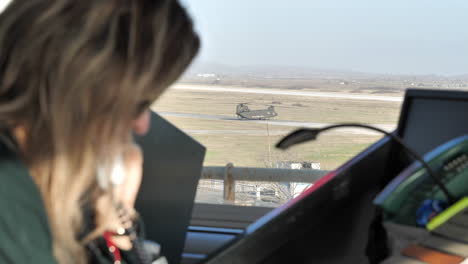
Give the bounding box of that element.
[113,143,144,209]
[95,143,144,250]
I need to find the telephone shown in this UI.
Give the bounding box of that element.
[374,135,468,226]
[95,152,164,264]
[97,154,126,190]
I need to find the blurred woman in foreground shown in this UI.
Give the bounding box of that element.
[0,0,199,263]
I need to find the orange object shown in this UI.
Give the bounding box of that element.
[402,244,464,264]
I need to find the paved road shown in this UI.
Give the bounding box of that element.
[172,84,403,103]
[158,111,396,135]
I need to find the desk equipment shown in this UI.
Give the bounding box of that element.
[372,134,468,263]
[374,135,468,226]
[427,197,468,242]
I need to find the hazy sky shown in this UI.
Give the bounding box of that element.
[181,0,468,75]
[0,0,466,75]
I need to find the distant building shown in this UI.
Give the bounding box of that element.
[275,161,321,170]
[197,73,217,78]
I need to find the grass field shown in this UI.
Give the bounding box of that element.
[152,84,403,170]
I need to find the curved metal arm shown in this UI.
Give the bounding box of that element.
[276,123,457,204]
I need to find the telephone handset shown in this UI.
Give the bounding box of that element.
[96,154,157,263]
[97,154,126,190]
[374,135,468,226]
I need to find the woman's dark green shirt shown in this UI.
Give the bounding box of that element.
[0,138,131,263]
[0,139,58,263]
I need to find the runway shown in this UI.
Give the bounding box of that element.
[171,84,403,103]
[158,111,396,136]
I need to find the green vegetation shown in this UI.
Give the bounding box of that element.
[184,133,380,170]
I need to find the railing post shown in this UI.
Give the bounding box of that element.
[223,163,235,202]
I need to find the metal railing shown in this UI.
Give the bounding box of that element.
[201,163,330,202]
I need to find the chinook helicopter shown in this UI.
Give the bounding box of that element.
[236,103,278,120]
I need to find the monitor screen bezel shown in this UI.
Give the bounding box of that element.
[396,88,468,139]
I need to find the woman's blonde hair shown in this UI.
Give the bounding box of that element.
[0,0,199,263]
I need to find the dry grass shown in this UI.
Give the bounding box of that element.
[154,89,402,123]
[152,85,401,169]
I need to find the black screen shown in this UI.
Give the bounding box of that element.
[400,96,468,155]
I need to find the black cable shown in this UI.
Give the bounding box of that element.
[275,123,457,204]
[130,236,152,264]
[115,203,153,264]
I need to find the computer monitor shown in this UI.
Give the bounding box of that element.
[135,112,206,264]
[397,89,468,155]
[202,89,468,264]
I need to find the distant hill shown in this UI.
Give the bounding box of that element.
[185,61,468,81]
[185,61,376,79]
